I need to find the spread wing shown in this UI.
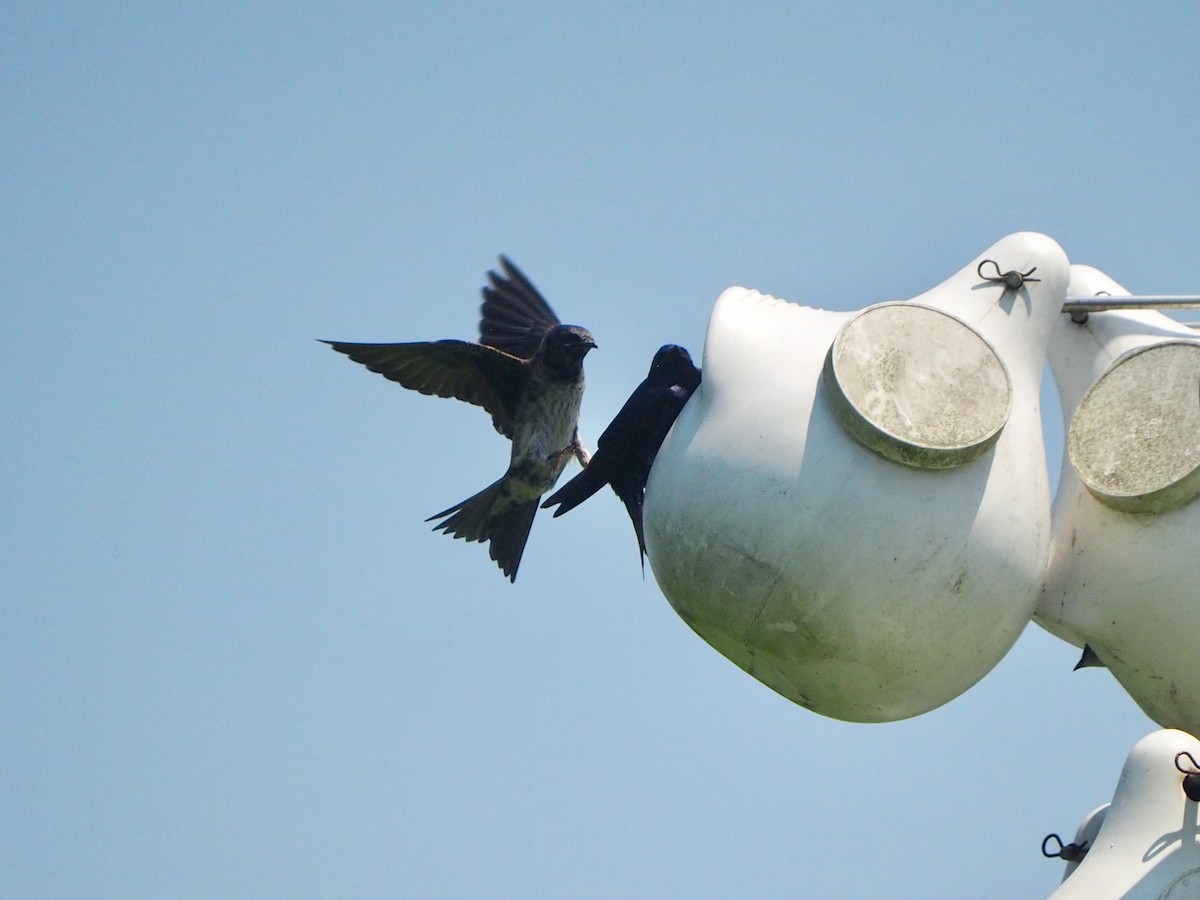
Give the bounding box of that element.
[479,256,561,358]
[322,339,527,437]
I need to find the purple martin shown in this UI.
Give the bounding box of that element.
[541,344,700,569]
[323,257,596,581]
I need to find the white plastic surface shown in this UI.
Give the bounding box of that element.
[1069,340,1200,513]
[1049,729,1200,899]
[644,233,1066,722]
[1038,265,1200,734]
[824,302,1012,468]
[1059,804,1109,883]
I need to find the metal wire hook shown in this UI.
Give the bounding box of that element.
[1041,833,1089,862]
[977,259,1041,291]
[1174,751,1200,801]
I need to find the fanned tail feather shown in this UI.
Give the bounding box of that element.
[427,477,539,582]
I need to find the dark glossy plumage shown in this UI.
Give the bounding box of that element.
[479,256,562,359]
[320,339,527,437]
[542,344,700,568]
[323,258,595,581]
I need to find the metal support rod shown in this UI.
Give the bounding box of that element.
[1063,295,1200,313]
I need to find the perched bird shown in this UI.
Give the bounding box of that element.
[542,344,701,569]
[323,257,596,581]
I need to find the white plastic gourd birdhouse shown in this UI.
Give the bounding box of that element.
[1039,265,1200,735]
[1048,728,1200,899]
[644,233,1067,722]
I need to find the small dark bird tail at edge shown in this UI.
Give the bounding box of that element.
[1074,644,1104,671]
[427,477,539,582]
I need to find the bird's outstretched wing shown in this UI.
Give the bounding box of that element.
[322,339,527,437]
[479,256,561,358]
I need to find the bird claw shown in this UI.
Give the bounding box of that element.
[549,437,591,468]
[571,432,592,467]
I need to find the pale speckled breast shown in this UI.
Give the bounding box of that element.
[508,372,584,492]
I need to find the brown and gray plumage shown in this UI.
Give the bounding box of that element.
[323,257,596,581]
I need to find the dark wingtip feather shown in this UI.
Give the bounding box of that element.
[478,256,561,358]
[541,461,608,517]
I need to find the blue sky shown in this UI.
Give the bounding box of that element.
[3,3,1198,897]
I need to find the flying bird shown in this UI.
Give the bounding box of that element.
[542,344,700,569]
[323,257,596,581]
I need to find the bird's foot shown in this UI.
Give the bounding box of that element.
[547,444,574,467]
[571,437,591,468]
[547,437,591,469]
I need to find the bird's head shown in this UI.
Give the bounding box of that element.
[649,344,701,389]
[540,325,597,377]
